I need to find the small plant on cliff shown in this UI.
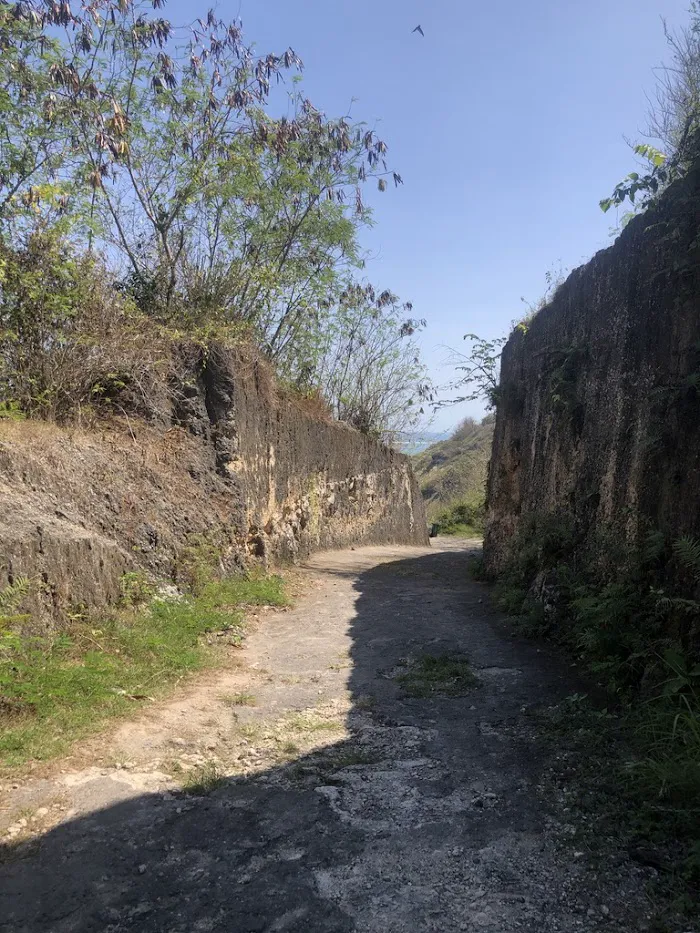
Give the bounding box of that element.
[601,4,700,217]
[517,264,570,330]
[439,333,506,411]
[119,572,155,607]
[0,577,31,629]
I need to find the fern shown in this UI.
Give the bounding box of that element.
[655,595,700,618]
[641,530,666,565]
[0,577,30,613]
[673,537,700,580]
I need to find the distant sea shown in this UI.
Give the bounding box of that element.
[400,430,451,455]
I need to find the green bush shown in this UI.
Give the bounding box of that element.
[433,497,485,536]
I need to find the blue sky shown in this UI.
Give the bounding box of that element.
[174,0,690,431]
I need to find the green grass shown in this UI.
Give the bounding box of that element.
[181,760,227,796]
[197,572,287,610]
[436,522,482,538]
[395,653,479,698]
[0,573,287,770]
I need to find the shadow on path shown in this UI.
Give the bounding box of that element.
[0,546,650,932]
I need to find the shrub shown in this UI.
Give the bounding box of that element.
[433,497,485,535]
[0,232,172,421]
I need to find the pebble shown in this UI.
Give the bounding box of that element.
[35,807,49,819]
[138,864,147,874]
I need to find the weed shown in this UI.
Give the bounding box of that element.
[238,723,262,740]
[222,693,256,707]
[119,571,155,607]
[181,760,226,796]
[354,694,376,711]
[286,711,343,734]
[395,653,479,698]
[0,577,32,630]
[176,533,227,594]
[197,571,287,611]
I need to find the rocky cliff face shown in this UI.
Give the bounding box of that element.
[484,161,700,573]
[0,347,426,626]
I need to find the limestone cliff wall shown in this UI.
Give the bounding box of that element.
[484,161,700,573]
[0,347,426,626]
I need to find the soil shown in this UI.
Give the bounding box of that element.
[0,541,675,932]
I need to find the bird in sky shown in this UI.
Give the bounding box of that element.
[412,25,424,37]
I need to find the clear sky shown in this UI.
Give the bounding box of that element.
[172,0,691,430]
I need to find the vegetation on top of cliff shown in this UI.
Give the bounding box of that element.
[0,0,428,441]
[601,2,700,218]
[412,415,493,529]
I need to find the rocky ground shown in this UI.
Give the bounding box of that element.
[0,540,683,932]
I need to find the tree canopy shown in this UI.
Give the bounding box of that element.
[0,0,426,440]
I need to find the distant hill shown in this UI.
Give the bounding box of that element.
[412,416,495,520]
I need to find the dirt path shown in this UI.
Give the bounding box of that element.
[0,541,663,932]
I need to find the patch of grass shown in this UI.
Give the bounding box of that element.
[238,722,262,739]
[395,653,479,698]
[221,693,256,707]
[286,710,343,734]
[439,522,482,538]
[197,571,287,611]
[323,749,377,769]
[0,572,287,770]
[181,760,226,796]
